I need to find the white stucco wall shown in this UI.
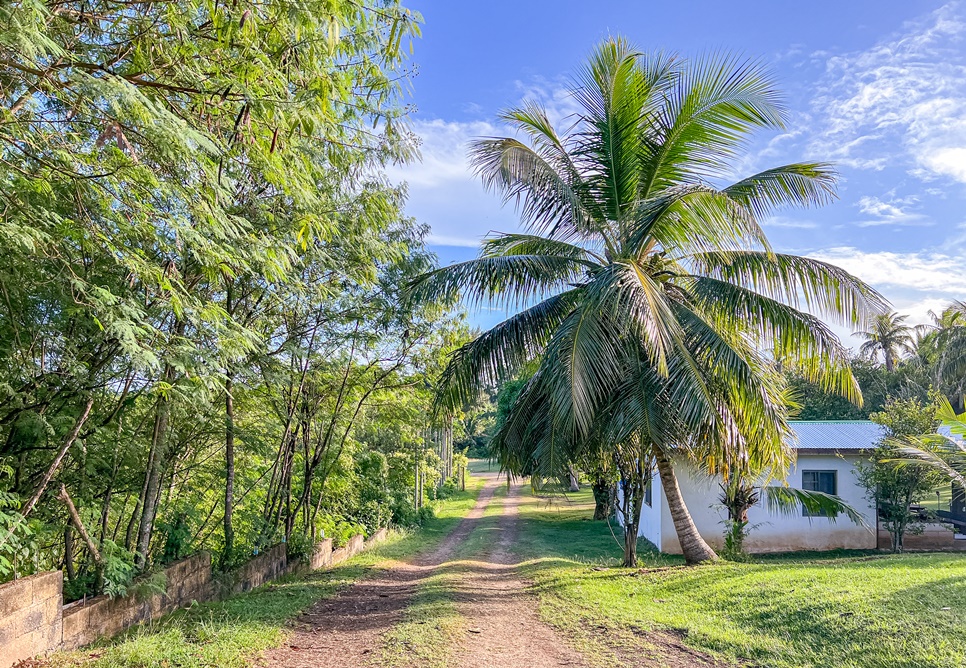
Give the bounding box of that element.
[653,452,877,554]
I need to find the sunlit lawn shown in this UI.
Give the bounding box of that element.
[513,485,966,668]
[47,474,484,668]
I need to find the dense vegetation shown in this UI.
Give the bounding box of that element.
[0,0,480,597]
[790,304,966,419]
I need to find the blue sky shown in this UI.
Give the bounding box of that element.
[389,1,966,337]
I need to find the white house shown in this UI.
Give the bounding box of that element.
[623,421,885,554]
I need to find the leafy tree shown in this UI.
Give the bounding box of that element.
[0,0,477,595]
[857,396,946,552]
[888,398,966,516]
[410,39,884,566]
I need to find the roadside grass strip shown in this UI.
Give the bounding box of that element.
[511,485,966,668]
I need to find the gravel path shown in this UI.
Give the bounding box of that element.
[260,474,501,668]
[447,477,591,668]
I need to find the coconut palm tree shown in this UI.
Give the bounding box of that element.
[409,40,885,566]
[854,312,915,372]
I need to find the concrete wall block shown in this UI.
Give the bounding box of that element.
[29,571,63,605]
[0,576,33,619]
[1,631,49,668]
[311,539,333,570]
[365,528,388,547]
[62,604,90,645]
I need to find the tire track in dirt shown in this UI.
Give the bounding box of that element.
[260,474,502,668]
[446,480,591,668]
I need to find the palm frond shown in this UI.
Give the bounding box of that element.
[688,251,888,326]
[434,289,583,411]
[626,186,771,258]
[686,275,860,404]
[641,53,785,195]
[761,486,871,528]
[480,233,605,264]
[469,138,594,241]
[723,163,838,218]
[406,253,586,311]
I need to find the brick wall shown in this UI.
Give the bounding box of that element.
[309,538,334,570]
[1,530,379,663]
[0,571,62,668]
[230,543,287,595]
[330,534,365,566]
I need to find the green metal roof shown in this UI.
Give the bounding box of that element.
[788,420,886,451]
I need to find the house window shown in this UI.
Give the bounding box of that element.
[801,470,837,517]
[644,473,653,507]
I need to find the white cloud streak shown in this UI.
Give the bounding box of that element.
[810,2,966,184]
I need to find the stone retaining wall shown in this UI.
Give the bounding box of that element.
[1,529,386,667]
[61,552,212,651]
[0,571,62,668]
[230,543,287,595]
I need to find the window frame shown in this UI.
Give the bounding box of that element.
[801,469,838,517]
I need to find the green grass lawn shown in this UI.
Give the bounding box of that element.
[48,474,484,668]
[513,486,966,668]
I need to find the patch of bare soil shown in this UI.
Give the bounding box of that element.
[260,476,500,668]
[608,628,741,668]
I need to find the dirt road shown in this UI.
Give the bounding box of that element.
[262,471,591,668]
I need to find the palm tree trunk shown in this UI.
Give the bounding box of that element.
[654,450,718,565]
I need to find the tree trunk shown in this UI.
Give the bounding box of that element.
[885,354,894,372]
[566,465,580,493]
[222,370,235,570]
[592,476,611,520]
[64,526,76,581]
[135,394,170,569]
[654,450,718,565]
[620,473,646,567]
[59,485,105,592]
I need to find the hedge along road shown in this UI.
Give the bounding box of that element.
[261,469,591,668]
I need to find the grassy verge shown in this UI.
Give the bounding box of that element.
[512,485,966,668]
[48,473,485,668]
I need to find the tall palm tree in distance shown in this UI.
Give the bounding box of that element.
[854,312,915,372]
[410,39,886,565]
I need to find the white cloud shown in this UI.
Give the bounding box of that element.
[813,246,966,293]
[390,83,579,248]
[809,246,966,329]
[388,118,521,248]
[854,195,929,226]
[809,2,966,184]
[762,216,818,229]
